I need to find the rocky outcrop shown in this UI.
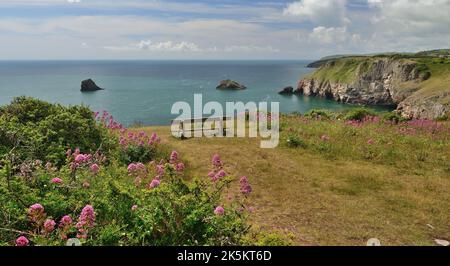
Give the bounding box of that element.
[81,79,104,92]
[278,86,294,95]
[297,58,448,119]
[216,80,246,90]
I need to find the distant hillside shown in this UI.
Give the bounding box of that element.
[307,49,450,68]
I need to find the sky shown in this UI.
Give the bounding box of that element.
[0,0,449,60]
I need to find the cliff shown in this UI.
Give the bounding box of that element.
[297,56,450,119]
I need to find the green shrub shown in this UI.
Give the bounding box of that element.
[382,112,408,124]
[0,97,115,166]
[343,107,377,121]
[286,134,307,148]
[305,109,333,120]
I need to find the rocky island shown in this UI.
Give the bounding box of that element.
[216,79,247,90]
[278,86,294,95]
[297,50,450,119]
[81,79,104,92]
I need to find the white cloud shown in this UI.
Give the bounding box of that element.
[308,26,348,44]
[283,0,349,26]
[105,40,202,52]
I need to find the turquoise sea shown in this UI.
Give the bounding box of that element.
[0,60,387,126]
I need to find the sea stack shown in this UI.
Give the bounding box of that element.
[216,79,247,90]
[278,86,294,95]
[81,79,104,92]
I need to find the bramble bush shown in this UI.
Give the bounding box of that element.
[0,98,252,246]
[0,97,116,166]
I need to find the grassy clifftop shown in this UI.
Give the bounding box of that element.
[302,53,450,116]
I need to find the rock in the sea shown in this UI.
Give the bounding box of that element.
[278,86,294,95]
[216,79,246,90]
[81,79,104,92]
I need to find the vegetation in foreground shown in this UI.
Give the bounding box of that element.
[0,97,259,246]
[142,108,450,246]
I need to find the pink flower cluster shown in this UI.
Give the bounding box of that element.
[239,176,252,196]
[59,215,73,240]
[15,236,29,246]
[168,150,185,173]
[214,206,225,216]
[118,130,160,150]
[43,219,56,233]
[76,205,96,239]
[95,110,125,131]
[28,203,45,223]
[25,203,76,242]
[51,177,63,185]
[67,148,105,174]
[208,154,227,182]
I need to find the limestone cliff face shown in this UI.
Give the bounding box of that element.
[297,58,449,119]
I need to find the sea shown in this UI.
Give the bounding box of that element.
[0,60,387,126]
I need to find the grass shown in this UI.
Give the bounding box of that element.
[136,114,450,246]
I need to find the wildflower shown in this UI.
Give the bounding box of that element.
[150,133,159,143]
[15,236,29,247]
[28,203,45,223]
[60,215,73,226]
[149,179,161,189]
[156,165,165,176]
[51,177,63,184]
[367,139,374,145]
[127,163,137,173]
[170,151,179,163]
[76,205,96,239]
[240,176,252,195]
[176,162,185,172]
[212,154,222,167]
[90,164,100,174]
[66,149,72,157]
[43,219,56,233]
[74,154,87,163]
[207,171,216,178]
[214,206,225,216]
[131,205,138,211]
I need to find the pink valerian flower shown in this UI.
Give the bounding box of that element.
[15,236,29,246]
[66,149,72,157]
[176,163,185,172]
[76,205,96,239]
[367,139,375,145]
[240,176,252,195]
[214,206,225,216]
[212,154,222,167]
[90,164,100,174]
[212,170,227,182]
[156,164,165,176]
[74,154,87,163]
[131,205,138,211]
[127,163,138,172]
[28,203,45,223]
[51,178,63,185]
[59,215,72,240]
[149,179,161,189]
[207,171,216,179]
[150,133,160,143]
[60,215,73,226]
[170,151,179,163]
[43,219,56,233]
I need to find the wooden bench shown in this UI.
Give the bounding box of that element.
[171,116,233,139]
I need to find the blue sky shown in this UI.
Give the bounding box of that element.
[0,0,448,59]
